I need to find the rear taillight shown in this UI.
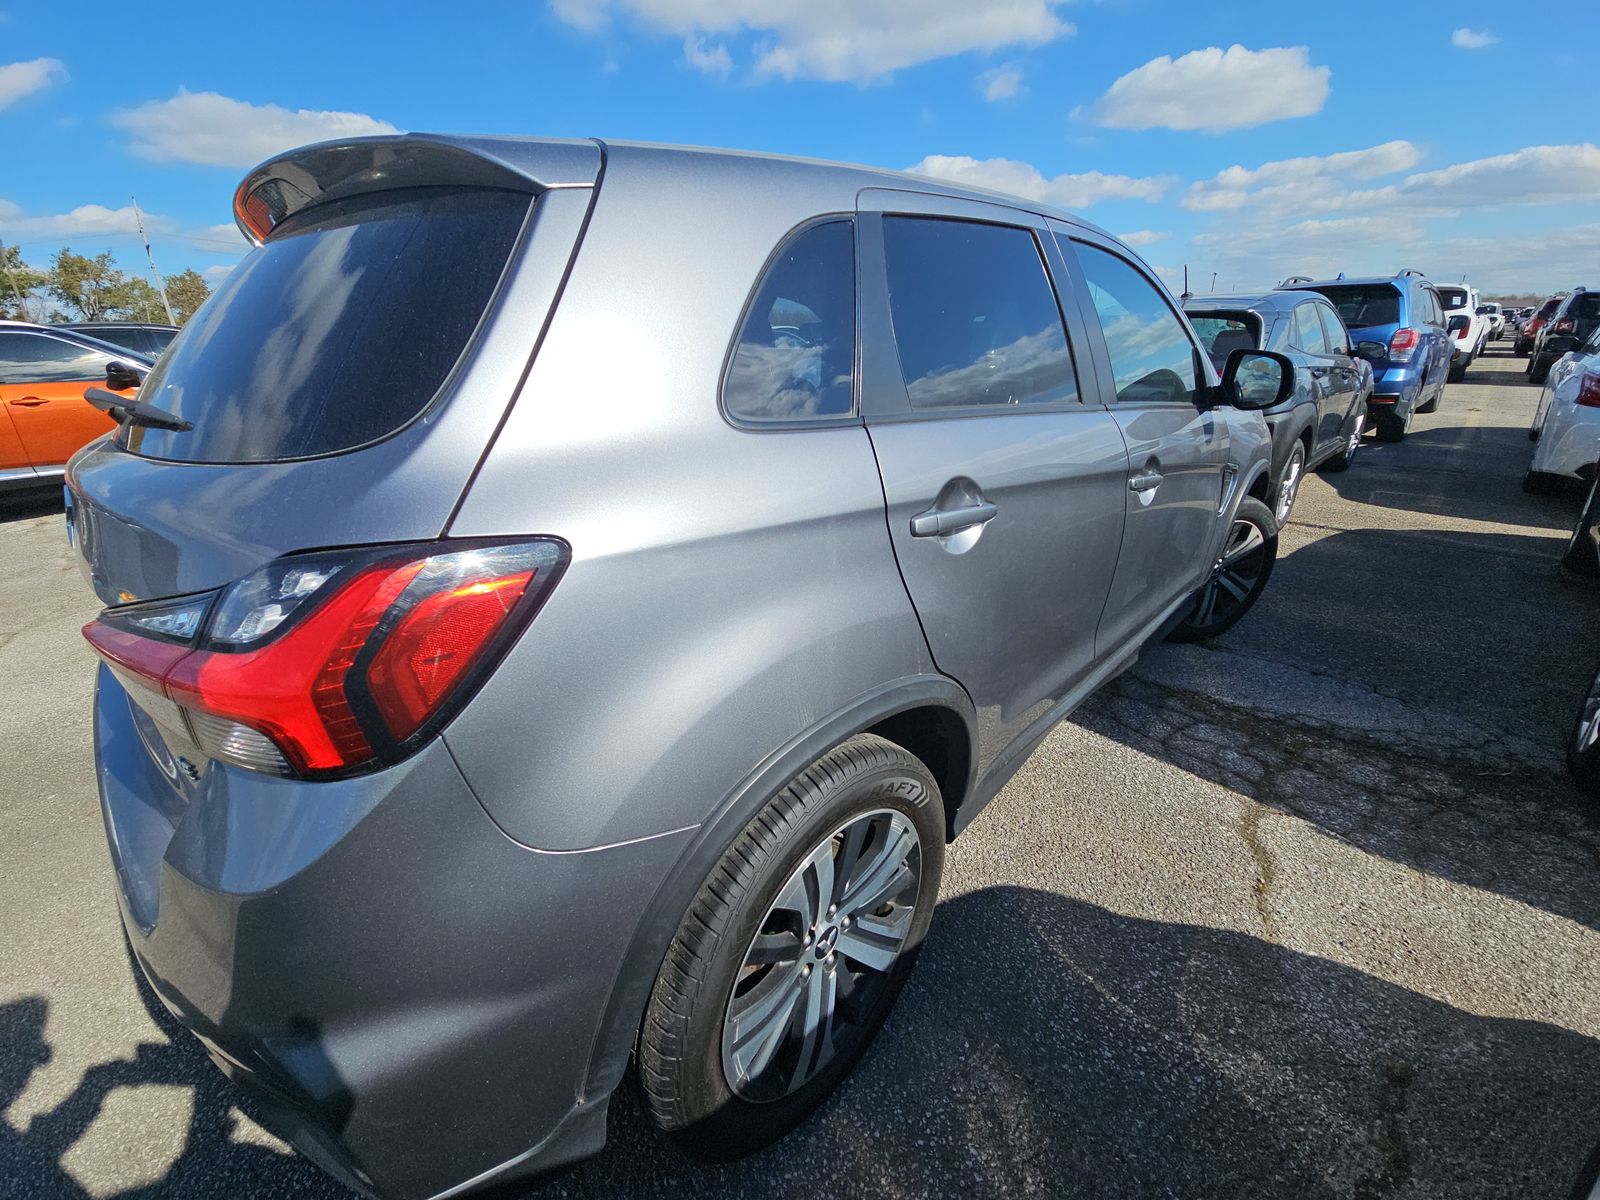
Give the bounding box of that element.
[1578,372,1600,409]
[83,539,568,778]
[1555,318,1577,334]
[1388,327,1420,362]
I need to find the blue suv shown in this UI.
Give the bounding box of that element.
[1278,271,1451,442]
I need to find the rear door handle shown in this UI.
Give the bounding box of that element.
[10,397,48,407]
[1129,469,1163,493]
[909,500,998,537]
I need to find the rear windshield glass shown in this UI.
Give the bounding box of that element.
[1306,284,1400,330]
[1437,288,1469,311]
[122,186,531,463]
[1571,294,1600,321]
[1187,313,1261,369]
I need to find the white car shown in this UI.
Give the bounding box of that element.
[1478,302,1505,339]
[1437,284,1489,380]
[1527,325,1600,493]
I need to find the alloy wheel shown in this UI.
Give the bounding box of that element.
[721,809,922,1103]
[1578,678,1600,758]
[1275,448,1304,525]
[1191,517,1269,631]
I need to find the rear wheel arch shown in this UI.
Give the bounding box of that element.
[578,675,975,1106]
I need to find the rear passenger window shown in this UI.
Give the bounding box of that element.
[1074,242,1196,404]
[724,220,855,422]
[1293,304,1329,354]
[1317,305,1349,353]
[880,217,1076,410]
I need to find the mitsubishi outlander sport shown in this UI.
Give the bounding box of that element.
[68,135,1290,1199]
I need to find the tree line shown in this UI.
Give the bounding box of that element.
[0,241,210,326]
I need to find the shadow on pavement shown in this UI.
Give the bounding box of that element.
[1081,523,1600,936]
[0,488,63,525]
[8,891,1597,1198]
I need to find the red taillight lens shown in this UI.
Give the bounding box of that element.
[1555,318,1577,334]
[1388,327,1419,361]
[83,539,568,778]
[1578,372,1600,409]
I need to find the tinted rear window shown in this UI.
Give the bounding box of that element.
[1571,294,1600,321]
[123,187,531,463]
[1307,284,1400,329]
[1438,288,1469,311]
[1187,312,1261,369]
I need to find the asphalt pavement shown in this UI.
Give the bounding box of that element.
[2,345,1597,1199]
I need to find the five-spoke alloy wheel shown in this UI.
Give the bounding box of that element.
[1170,495,1279,643]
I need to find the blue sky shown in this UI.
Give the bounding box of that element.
[2,1,1598,298]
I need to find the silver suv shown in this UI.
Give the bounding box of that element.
[68,135,1289,1199]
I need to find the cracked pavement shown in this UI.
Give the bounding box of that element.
[2,349,1598,1198]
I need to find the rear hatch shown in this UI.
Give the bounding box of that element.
[1185,310,1263,371]
[67,134,600,607]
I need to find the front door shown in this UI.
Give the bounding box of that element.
[857,193,1128,772]
[0,330,122,470]
[1061,233,1230,655]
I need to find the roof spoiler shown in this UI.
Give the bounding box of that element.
[232,134,602,246]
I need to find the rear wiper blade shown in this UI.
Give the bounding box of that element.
[84,387,192,432]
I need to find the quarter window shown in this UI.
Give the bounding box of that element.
[724,220,856,422]
[0,331,115,385]
[1074,242,1196,404]
[880,217,1077,410]
[1293,304,1330,354]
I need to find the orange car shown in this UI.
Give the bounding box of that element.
[0,320,147,491]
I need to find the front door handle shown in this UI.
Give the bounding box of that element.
[10,396,48,407]
[910,500,998,538]
[1129,469,1164,493]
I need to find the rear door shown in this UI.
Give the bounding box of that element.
[1058,231,1229,654]
[857,191,1127,771]
[0,395,26,482]
[1315,302,1363,442]
[0,329,121,471]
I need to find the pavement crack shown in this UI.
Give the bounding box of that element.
[1352,1061,1414,1199]
[1238,802,1280,941]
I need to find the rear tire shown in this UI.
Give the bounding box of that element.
[1567,664,1600,799]
[1446,360,1466,385]
[638,734,944,1160]
[1273,442,1306,526]
[1169,496,1278,643]
[1322,413,1363,472]
[1561,474,1600,578]
[1374,409,1407,442]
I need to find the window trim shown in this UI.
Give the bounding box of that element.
[717,214,863,433]
[1064,234,1209,409]
[0,328,120,386]
[858,210,1087,424]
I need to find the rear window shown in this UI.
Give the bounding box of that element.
[123,186,532,463]
[1437,288,1469,311]
[1307,284,1400,330]
[1187,312,1261,370]
[1570,294,1600,321]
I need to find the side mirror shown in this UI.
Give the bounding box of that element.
[1220,348,1295,410]
[1352,340,1386,362]
[1447,315,1470,334]
[106,360,146,392]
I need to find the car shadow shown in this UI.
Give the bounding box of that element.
[0,488,64,525]
[9,891,1598,1198]
[1079,523,1600,936]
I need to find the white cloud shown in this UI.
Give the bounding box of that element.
[550,0,1074,83]
[1451,28,1499,49]
[1184,140,1421,213]
[112,89,399,168]
[977,63,1023,102]
[1384,143,1600,211]
[0,57,66,110]
[682,34,731,75]
[909,154,1171,208]
[1117,230,1169,247]
[0,197,176,241]
[1093,45,1329,133]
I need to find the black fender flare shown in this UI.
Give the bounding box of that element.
[577,673,977,1101]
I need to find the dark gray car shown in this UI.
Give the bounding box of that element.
[67,134,1291,1199]
[1185,291,1374,524]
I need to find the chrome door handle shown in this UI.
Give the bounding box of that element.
[909,500,998,537]
[1129,469,1163,493]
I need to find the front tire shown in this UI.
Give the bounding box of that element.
[1529,353,1551,385]
[1567,664,1600,798]
[1522,468,1566,496]
[1322,412,1363,472]
[1273,442,1306,525]
[1169,496,1279,643]
[639,734,944,1159]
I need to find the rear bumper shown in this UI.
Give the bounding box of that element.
[1531,407,1600,480]
[95,666,693,1199]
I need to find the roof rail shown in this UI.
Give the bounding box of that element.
[1396,268,1426,278]
[1279,275,1315,286]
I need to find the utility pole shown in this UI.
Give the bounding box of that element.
[132,197,177,325]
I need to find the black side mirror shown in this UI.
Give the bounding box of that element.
[1220,348,1295,410]
[106,360,146,391]
[1352,340,1386,362]
[1447,315,1470,334]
